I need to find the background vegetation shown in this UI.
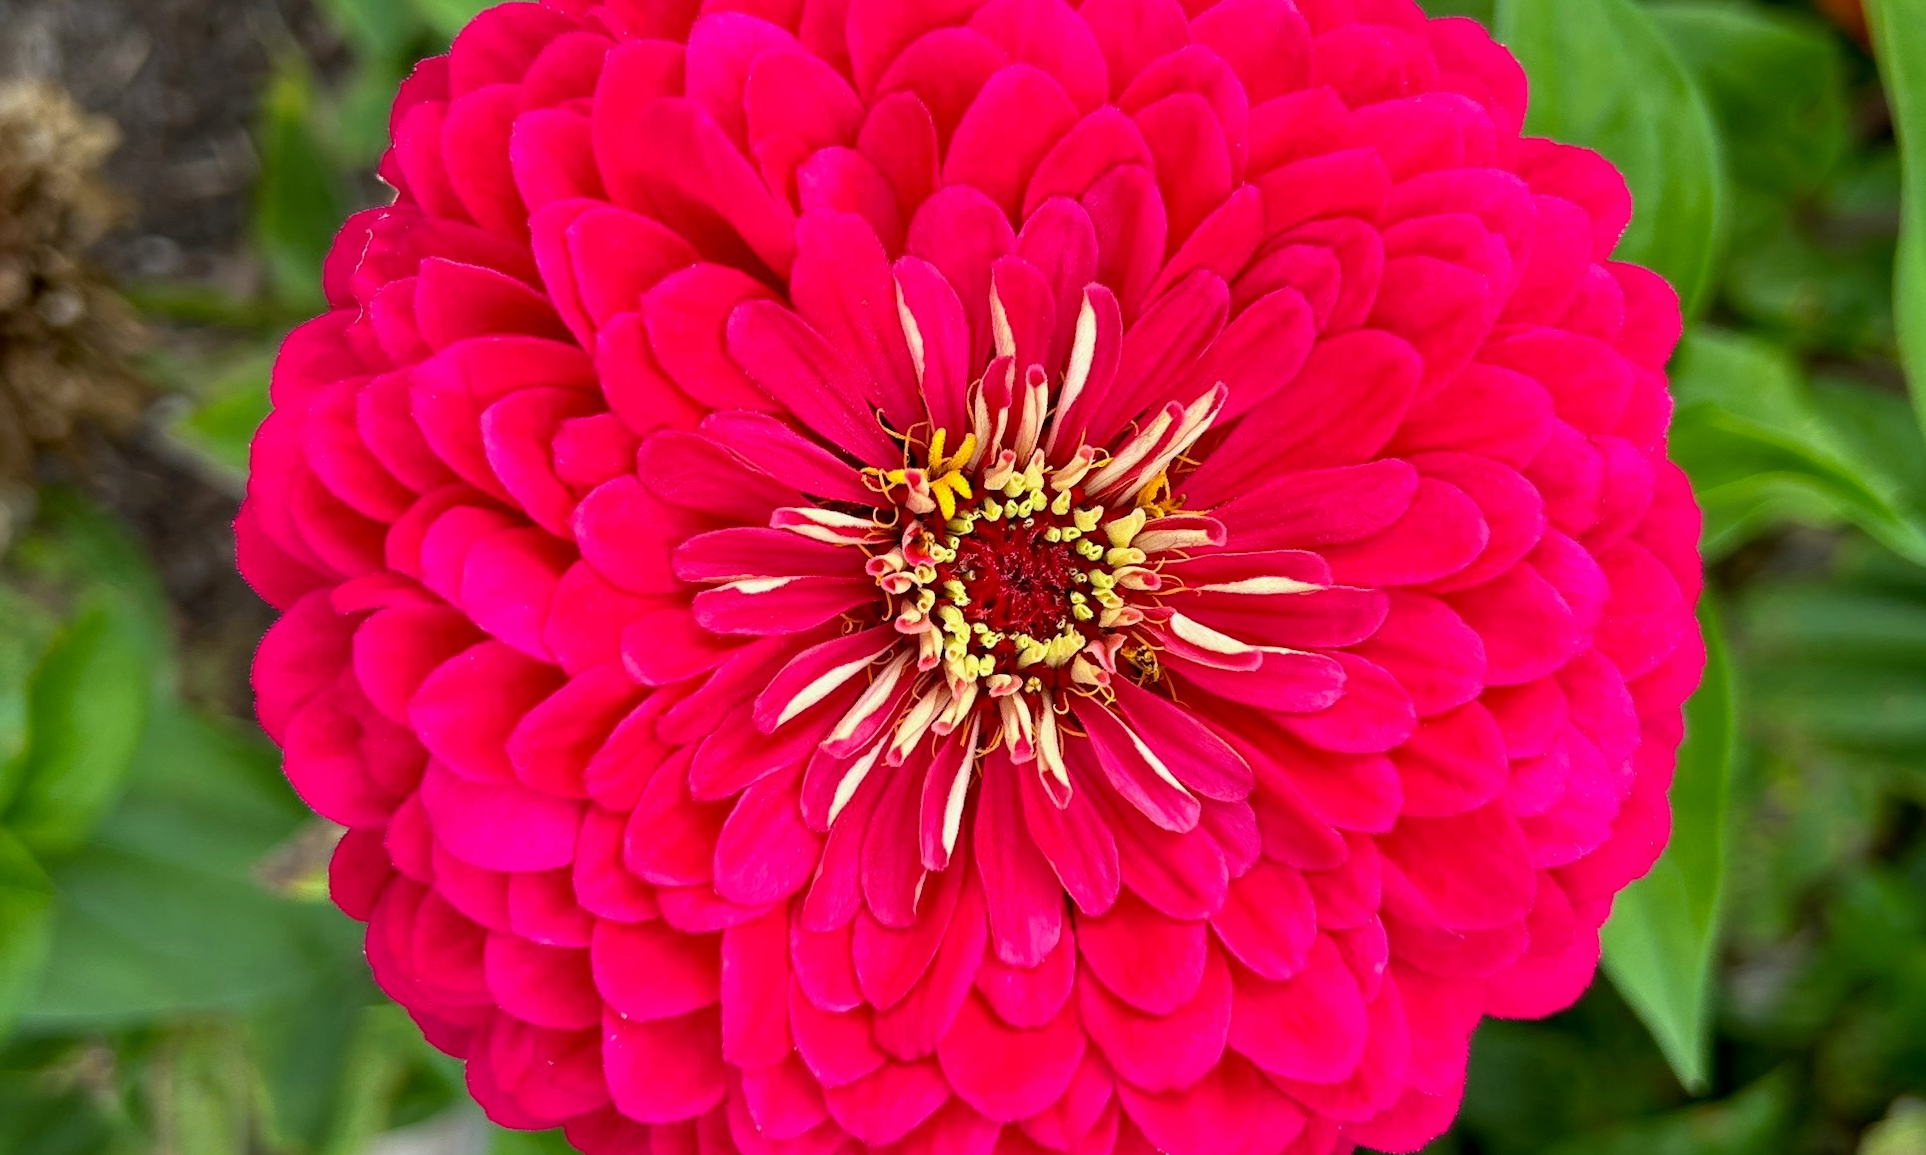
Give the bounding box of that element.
[4,0,1926,1151]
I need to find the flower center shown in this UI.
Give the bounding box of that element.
[947,517,1086,640]
[865,424,1163,716]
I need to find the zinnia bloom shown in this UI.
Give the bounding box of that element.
[240,1,1704,1151]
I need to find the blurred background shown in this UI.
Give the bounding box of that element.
[0,0,1923,1152]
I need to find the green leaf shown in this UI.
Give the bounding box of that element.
[147,1026,253,1155]
[410,0,500,41]
[1867,0,1926,438]
[248,972,393,1155]
[0,829,54,1041]
[1494,0,1727,315]
[0,586,59,809]
[1740,573,1926,755]
[316,0,424,60]
[256,63,349,311]
[4,598,154,858]
[1542,1072,1791,1155]
[1650,4,1849,198]
[1601,597,1735,1093]
[1419,0,1493,22]
[1666,329,1926,561]
[9,491,173,671]
[21,705,359,1028]
[490,1126,580,1155]
[163,343,278,480]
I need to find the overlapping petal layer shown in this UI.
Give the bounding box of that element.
[242,2,1703,1152]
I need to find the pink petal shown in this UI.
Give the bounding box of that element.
[727,300,900,464]
[720,906,793,1067]
[975,752,1067,966]
[419,761,582,872]
[976,924,1076,1028]
[591,918,720,1022]
[1077,892,1207,1015]
[603,1007,728,1123]
[1211,858,1316,981]
[938,991,1087,1122]
[1227,935,1366,1083]
[1081,939,1232,1092]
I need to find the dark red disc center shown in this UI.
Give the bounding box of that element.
[945,519,1084,640]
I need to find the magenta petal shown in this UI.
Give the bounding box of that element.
[603,1007,728,1123]
[1077,701,1202,833]
[854,842,965,1009]
[1117,1058,1273,1155]
[975,752,1067,967]
[714,768,823,905]
[938,991,1087,1122]
[976,925,1077,1029]
[419,761,581,872]
[1081,940,1232,1093]
[1227,935,1367,1084]
[1211,859,1317,981]
[1078,893,1207,1015]
[1109,679,1253,802]
[874,869,988,1061]
[591,918,719,1022]
[822,1059,951,1145]
[728,299,898,465]
[720,906,793,1067]
[1018,755,1121,917]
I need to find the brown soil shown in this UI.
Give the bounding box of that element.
[0,0,344,717]
[0,0,340,285]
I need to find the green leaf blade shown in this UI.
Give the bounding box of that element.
[0,828,54,1041]
[1601,597,1736,1093]
[1495,0,1728,315]
[4,600,154,859]
[1867,0,1926,437]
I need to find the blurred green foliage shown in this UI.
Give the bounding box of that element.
[3,0,1926,1151]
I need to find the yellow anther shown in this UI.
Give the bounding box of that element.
[913,564,938,584]
[914,588,937,613]
[941,579,969,604]
[1044,526,1063,543]
[1071,602,1096,622]
[982,499,1004,522]
[1076,539,1105,561]
[1105,546,1147,569]
[1069,591,1088,605]
[1105,509,1147,550]
[948,515,976,536]
[1087,569,1115,590]
[1049,490,1073,517]
[1014,637,1048,668]
[1060,527,1083,542]
[1073,508,1103,534]
[927,429,977,476]
[1135,471,1174,514]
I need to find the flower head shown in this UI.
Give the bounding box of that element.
[242,1,1704,1152]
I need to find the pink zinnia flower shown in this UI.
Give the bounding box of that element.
[240,1,1705,1151]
